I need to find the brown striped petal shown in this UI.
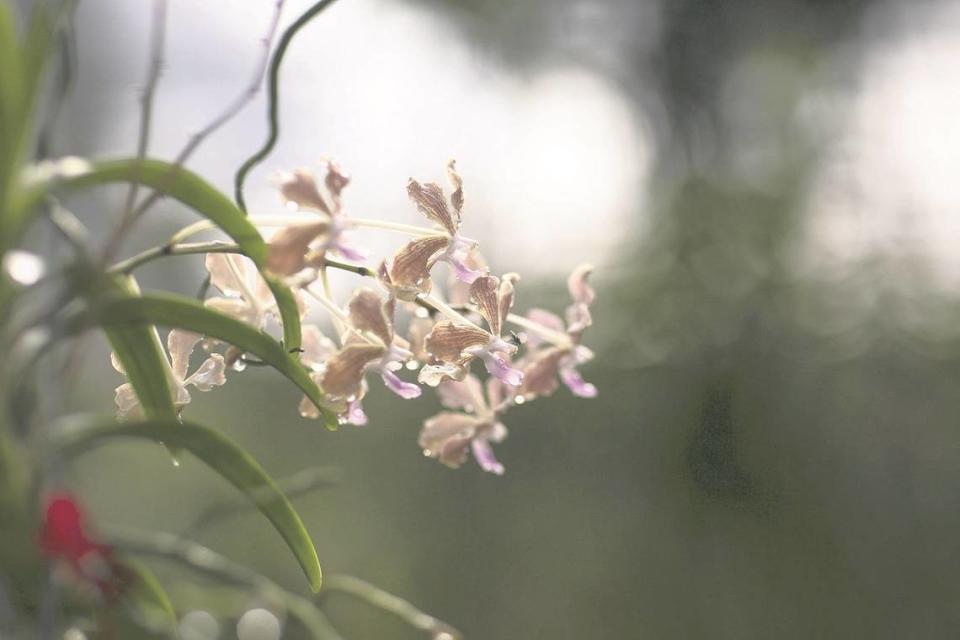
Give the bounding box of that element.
[519,347,567,399]
[419,412,481,468]
[407,179,457,235]
[266,220,329,276]
[321,343,385,398]
[347,288,393,346]
[279,169,331,214]
[389,235,448,293]
[447,159,464,219]
[469,275,502,336]
[205,253,249,297]
[498,273,520,332]
[423,321,489,363]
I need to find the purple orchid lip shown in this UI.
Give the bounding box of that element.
[560,366,597,398]
[439,235,485,283]
[472,349,523,387]
[471,438,505,475]
[333,240,368,262]
[346,398,368,425]
[380,369,423,399]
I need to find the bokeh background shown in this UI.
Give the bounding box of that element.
[32,0,960,637]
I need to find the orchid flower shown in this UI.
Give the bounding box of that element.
[112,329,227,420]
[39,492,126,600]
[518,264,597,399]
[320,288,422,402]
[296,324,369,426]
[385,161,485,300]
[266,161,367,276]
[205,253,307,330]
[419,274,524,387]
[420,374,510,474]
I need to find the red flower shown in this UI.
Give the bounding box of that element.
[39,492,125,599]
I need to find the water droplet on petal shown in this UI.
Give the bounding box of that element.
[514,395,526,405]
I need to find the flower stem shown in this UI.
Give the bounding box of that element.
[350,218,444,238]
[169,214,327,244]
[505,313,574,349]
[418,293,485,331]
[107,241,245,274]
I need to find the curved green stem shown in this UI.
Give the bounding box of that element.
[107,241,245,275]
[233,0,342,211]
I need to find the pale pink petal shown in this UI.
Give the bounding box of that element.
[437,375,485,412]
[565,303,593,341]
[301,324,337,369]
[205,253,249,297]
[486,377,505,410]
[323,160,350,205]
[167,330,201,382]
[184,354,227,391]
[519,347,566,399]
[524,308,566,348]
[419,412,479,468]
[567,263,595,306]
[447,159,463,217]
[114,383,142,421]
[418,363,468,387]
[347,288,393,346]
[204,297,260,328]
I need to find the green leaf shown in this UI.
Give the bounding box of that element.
[119,558,180,639]
[55,417,324,593]
[101,278,178,421]
[91,291,338,429]
[14,158,303,351]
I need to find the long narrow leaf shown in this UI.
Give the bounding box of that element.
[118,558,180,638]
[91,291,338,429]
[100,278,178,421]
[55,417,324,593]
[14,158,303,351]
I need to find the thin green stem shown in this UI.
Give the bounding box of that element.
[108,527,343,640]
[323,575,461,639]
[107,241,244,275]
[234,0,342,211]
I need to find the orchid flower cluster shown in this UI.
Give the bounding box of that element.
[112,160,598,474]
